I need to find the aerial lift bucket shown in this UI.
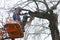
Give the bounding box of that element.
[4,20,24,39]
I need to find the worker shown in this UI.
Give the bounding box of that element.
[13,7,22,24]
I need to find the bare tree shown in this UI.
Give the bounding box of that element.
[25,0,60,40]
[4,0,60,40]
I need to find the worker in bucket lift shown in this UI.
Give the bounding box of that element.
[13,7,34,32]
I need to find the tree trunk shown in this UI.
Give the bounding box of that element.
[48,14,60,40]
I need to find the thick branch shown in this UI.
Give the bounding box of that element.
[29,11,50,19]
[21,9,49,19]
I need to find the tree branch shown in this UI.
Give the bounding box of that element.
[43,0,49,11]
[50,0,60,10]
[29,11,50,19]
[22,9,50,19]
[38,0,49,12]
[33,0,39,11]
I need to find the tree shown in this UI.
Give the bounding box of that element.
[26,0,60,40]
[7,0,60,40]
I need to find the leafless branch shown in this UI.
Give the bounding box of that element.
[9,1,29,11]
[22,1,33,8]
[28,0,46,12]
[43,0,49,11]
[33,0,39,11]
[38,0,49,12]
[50,0,60,10]
[27,5,36,11]
[44,33,51,40]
